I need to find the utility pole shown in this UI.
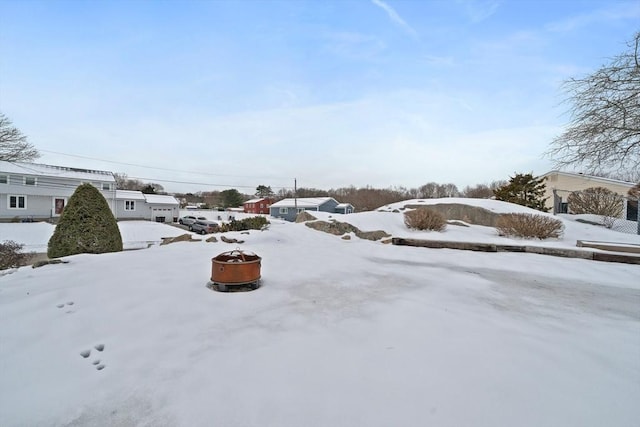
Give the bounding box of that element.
[294,178,297,212]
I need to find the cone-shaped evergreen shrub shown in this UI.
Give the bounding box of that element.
[47,184,123,258]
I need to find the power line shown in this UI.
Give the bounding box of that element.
[39,149,295,183]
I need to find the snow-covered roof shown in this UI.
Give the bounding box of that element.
[270,197,336,208]
[116,190,146,200]
[244,198,269,204]
[115,191,179,205]
[0,161,115,182]
[144,194,179,205]
[336,203,353,208]
[541,171,635,187]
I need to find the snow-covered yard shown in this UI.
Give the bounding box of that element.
[0,200,639,426]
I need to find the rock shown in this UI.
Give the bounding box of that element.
[355,230,391,241]
[305,220,390,241]
[295,211,317,222]
[404,203,501,227]
[221,235,244,244]
[160,234,200,245]
[341,235,351,240]
[32,259,68,268]
[206,236,218,243]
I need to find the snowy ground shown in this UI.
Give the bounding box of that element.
[0,200,639,427]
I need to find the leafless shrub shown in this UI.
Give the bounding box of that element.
[404,208,447,231]
[0,240,31,270]
[567,187,623,228]
[496,214,564,239]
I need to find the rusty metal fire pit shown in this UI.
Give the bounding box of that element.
[210,249,261,292]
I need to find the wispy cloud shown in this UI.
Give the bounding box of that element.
[457,0,500,23]
[371,0,418,38]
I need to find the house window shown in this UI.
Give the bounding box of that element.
[0,175,7,184]
[627,199,638,221]
[260,203,264,208]
[559,202,568,214]
[24,176,36,186]
[102,183,111,191]
[279,207,288,214]
[8,195,26,209]
[125,200,136,211]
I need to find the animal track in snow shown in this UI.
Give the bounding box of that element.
[80,344,107,370]
[57,301,76,313]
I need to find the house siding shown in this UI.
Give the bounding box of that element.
[0,173,116,221]
[115,192,180,223]
[542,171,635,219]
[243,198,273,214]
[269,198,340,222]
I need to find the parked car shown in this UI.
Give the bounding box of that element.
[190,220,220,234]
[179,215,206,226]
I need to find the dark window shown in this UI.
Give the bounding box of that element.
[627,199,638,222]
[9,195,26,209]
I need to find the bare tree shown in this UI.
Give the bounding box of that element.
[629,182,640,199]
[567,187,624,228]
[0,113,40,162]
[113,172,164,193]
[462,184,493,198]
[462,180,508,198]
[548,32,640,173]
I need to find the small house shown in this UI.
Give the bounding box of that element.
[269,197,353,221]
[116,191,180,223]
[541,171,636,220]
[243,198,273,215]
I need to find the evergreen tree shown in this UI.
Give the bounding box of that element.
[255,185,274,198]
[47,184,123,258]
[141,184,156,194]
[220,189,244,208]
[493,173,549,212]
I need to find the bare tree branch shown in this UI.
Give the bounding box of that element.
[0,113,40,162]
[547,32,640,174]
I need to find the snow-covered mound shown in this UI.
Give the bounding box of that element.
[306,198,640,248]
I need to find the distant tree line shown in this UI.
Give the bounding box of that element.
[114,173,165,194]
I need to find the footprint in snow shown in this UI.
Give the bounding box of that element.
[57,301,75,313]
[80,345,107,370]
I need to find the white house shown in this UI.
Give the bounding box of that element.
[0,160,117,222]
[0,161,180,223]
[541,171,637,220]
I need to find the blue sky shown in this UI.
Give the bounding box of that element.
[1,0,638,194]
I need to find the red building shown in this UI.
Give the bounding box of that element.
[243,198,273,214]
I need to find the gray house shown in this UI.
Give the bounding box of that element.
[0,161,180,223]
[269,197,354,221]
[0,160,116,222]
[116,191,180,223]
